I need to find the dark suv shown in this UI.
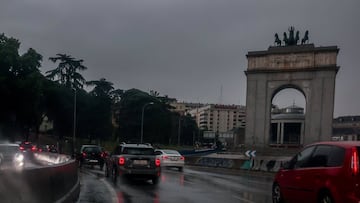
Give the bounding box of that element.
[78,145,105,170]
[272,141,360,203]
[105,143,161,184]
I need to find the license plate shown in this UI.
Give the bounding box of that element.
[133,160,148,165]
[89,160,98,163]
[170,157,179,161]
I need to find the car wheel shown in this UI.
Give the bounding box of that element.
[100,164,104,171]
[272,183,284,203]
[178,167,183,172]
[318,191,333,203]
[152,177,159,185]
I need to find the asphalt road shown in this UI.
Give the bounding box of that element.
[78,166,274,203]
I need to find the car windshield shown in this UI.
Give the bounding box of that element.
[123,147,154,155]
[83,147,101,153]
[163,150,180,155]
[0,146,19,155]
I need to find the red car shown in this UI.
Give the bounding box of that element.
[272,141,360,203]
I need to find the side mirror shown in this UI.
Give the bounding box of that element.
[282,161,291,170]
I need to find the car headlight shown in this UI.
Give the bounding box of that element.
[15,153,24,162]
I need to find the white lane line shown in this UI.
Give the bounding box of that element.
[101,178,118,203]
[232,195,256,203]
[79,170,118,203]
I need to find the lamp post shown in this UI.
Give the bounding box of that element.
[73,87,77,155]
[178,117,181,146]
[141,102,154,143]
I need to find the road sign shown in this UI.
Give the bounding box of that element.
[245,150,256,158]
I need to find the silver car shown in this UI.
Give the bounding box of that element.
[0,143,25,171]
[155,149,185,171]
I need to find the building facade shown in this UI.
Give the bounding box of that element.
[270,104,305,146]
[333,116,360,141]
[188,104,246,132]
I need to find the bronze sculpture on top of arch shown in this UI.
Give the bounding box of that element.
[274,26,309,46]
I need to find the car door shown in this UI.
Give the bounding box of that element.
[279,146,316,203]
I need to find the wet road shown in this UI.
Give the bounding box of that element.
[78,166,274,203]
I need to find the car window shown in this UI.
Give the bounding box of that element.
[83,147,101,153]
[327,146,345,167]
[307,145,332,167]
[293,146,315,169]
[122,147,154,155]
[163,150,179,155]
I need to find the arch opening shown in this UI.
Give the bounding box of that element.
[270,87,306,147]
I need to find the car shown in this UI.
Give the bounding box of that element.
[155,149,185,171]
[105,143,161,184]
[37,144,58,153]
[272,141,360,203]
[0,143,25,171]
[78,145,105,170]
[19,141,37,152]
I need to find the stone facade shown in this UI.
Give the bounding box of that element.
[244,44,339,151]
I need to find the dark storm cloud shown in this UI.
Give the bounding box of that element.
[1,0,359,117]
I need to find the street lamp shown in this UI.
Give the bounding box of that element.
[72,87,77,155]
[141,102,154,143]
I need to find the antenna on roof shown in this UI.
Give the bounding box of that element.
[218,85,223,104]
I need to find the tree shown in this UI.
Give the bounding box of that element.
[86,78,114,97]
[0,33,44,140]
[46,54,87,89]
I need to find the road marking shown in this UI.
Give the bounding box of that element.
[101,177,118,203]
[78,169,118,203]
[232,195,256,203]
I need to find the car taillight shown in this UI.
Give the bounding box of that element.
[351,147,359,175]
[162,155,168,160]
[180,156,185,161]
[19,146,25,151]
[31,146,37,151]
[119,157,125,166]
[101,152,104,158]
[155,158,161,167]
[82,152,87,157]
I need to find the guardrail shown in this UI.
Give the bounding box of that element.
[0,153,79,203]
[185,155,291,172]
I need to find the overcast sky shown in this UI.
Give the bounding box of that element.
[1,0,359,117]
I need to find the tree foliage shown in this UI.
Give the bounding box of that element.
[0,33,198,146]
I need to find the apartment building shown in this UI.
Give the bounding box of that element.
[188,104,246,132]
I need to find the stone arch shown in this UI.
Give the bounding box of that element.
[244,44,339,151]
[271,84,306,104]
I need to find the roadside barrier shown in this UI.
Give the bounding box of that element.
[0,154,79,203]
[185,155,290,173]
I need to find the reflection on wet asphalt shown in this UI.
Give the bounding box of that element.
[78,167,273,203]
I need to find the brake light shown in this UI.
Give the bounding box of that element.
[180,156,185,161]
[351,147,359,175]
[19,146,25,151]
[82,152,87,158]
[155,158,161,167]
[101,152,104,158]
[162,155,168,160]
[31,146,37,151]
[119,157,125,166]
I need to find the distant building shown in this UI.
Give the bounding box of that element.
[270,104,305,146]
[188,104,246,132]
[39,116,53,133]
[333,116,360,141]
[170,102,205,115]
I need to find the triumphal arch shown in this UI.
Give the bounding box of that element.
[244,27,339,150]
